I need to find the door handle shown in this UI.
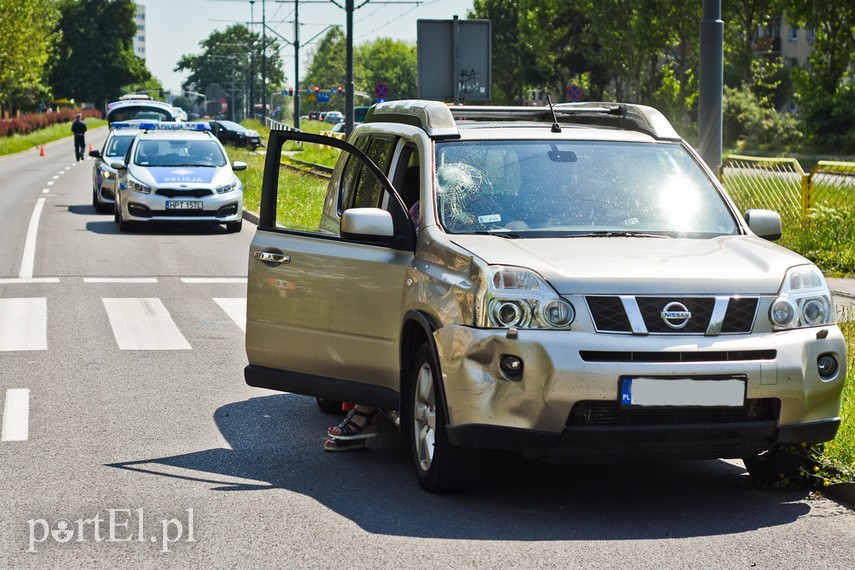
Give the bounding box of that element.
[253,251,291,265]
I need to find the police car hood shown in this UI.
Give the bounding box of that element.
[134,166,228,186]
[448,234,806,295]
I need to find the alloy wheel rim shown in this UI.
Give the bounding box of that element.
[413,361,437,472]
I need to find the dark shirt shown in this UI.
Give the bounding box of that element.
[71,119,87,135]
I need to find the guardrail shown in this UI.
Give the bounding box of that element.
[721,155,855,222]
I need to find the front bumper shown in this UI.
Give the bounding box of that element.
[119,189,243,223]
[434,324,847,459]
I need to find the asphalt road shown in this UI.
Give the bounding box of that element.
[0,130,853,569]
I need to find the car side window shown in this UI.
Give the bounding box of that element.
[337,136,370,214]
[342,136,397,211]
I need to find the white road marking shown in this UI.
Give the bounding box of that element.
[41,189,49,194]
[1,389,30,442]
[213,298,247,332]
[46,181,53,186]
[0,298,47,351]
[84,278,159,283]
[0,278,60,284]
[103,298,191,350]
[19,198,46,279]
[181,278,247,284]
[52,175,59,180]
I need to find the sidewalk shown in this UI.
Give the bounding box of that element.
[828,277,855,320]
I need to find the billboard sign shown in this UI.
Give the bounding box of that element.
[417,18,491,101]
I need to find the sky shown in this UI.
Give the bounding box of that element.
[140,0,475,93]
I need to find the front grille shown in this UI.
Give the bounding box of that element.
[587,295,760,335]
[579,349,776,363]
[156,188,213,198]
[567,398,780,426]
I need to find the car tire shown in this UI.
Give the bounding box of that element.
[226,220,242,233]
[744,443,821,488]
[116,204,133,233]
[316,397,344,414]
[408,342,484,493]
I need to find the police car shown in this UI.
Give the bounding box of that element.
[89,122,141,213]
[111,122,246,232]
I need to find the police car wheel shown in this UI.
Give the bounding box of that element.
[226,220,242,233]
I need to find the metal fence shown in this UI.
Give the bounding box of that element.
[721,155,855,222]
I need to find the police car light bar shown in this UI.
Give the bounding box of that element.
[134,121,212,132]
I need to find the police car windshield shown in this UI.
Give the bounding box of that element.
[134,139,227,167]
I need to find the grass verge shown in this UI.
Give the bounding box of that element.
[0,119,107,156]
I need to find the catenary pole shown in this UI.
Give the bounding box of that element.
[698,0,723,171]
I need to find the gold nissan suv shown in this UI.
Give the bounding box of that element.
[245,100,847,492]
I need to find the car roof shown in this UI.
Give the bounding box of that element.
[362,99,681,142]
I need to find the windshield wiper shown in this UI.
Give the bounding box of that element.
[566,231,673,238]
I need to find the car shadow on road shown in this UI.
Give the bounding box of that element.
[83,220,235,235]
[106,393,812,541]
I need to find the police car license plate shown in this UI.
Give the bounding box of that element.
[620,377,745,407]
[166,201,203,210]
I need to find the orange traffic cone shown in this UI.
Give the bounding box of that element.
[89,143,93,152]
[39,145,46,157]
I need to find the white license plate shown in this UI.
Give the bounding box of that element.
[166,201,203,210]
[620,377,745,407]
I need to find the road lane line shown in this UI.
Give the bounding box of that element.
[84,278,159,283]
[181,278,247,284]
[0,278,60,284]
[103,298,191,350]
[213,298,247,332]
[1,389,30,442]
[0,298,47,351]
[19,198,46,279]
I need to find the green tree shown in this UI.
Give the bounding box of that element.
[0,0,60,114]
[722,0,780,89]
[47,0,150,110]
[355,38,417,101]
[175,24,285,115]
[301,26,346,109]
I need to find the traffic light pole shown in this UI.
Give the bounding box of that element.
[293,0,301,129]
[345,0,354,136]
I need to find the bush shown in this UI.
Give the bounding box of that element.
[0,108,101,138]
[783,205,855,275]
[722,86,803,151]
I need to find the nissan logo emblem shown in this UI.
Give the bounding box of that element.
[661,301,692,329]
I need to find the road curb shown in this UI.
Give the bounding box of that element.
[825,482,855,509]
[242,209,260,226]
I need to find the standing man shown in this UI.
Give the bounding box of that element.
[71,113,87,161]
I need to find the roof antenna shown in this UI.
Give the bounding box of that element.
[546,94,562,133]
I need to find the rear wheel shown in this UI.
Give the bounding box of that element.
[409,342,483,493]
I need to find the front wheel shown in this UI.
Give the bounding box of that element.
[226,220,242,233]
[408,342,483,493]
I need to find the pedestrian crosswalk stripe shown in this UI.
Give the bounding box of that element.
[84,278,159,283]
[213,298,247,332]
[0,298,47,351]
[103,298,191,350]
[1,388,30,442]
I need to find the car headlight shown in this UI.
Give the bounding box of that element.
[128,176,152,194]
[769,265,835,330]
[101,170,111,179]
[478,266,575,329]
[216,177,241,194]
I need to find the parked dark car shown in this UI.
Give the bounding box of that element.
[307,111,321,120]
[208,120,262,149]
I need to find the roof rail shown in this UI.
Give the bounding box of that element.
[363,99,681,141]
[449,102,681,141]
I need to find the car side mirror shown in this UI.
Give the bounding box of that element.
[744,209,782,241]
[340,208,394,243]
[232,161,247,171]
[110,161,127,171]
[89,150,102,158]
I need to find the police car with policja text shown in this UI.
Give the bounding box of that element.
[111,122,247,232]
